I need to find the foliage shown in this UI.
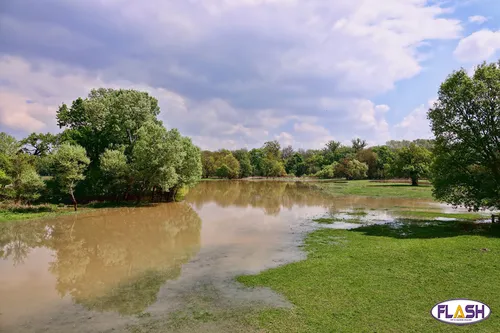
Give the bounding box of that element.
[232,149,253,178]
[351,138,367,152]
[0,132,20,156]
[370,146,395,179]
[285,153,307,177]
[335,159,368,180]
[51,143,90,210]
[390,143,432,186]
[315,162,338,179]
[356,149,378,179]
[20,132,58,156]
[428,61,500,211]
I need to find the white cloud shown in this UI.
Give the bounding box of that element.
[392,100,435,141]
[454,30,500,63]
[275,132,294,147]
[468,15,488,24]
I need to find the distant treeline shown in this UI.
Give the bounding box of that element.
[0,88,202,210]
[201,138,434,186]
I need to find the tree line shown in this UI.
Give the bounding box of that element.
[201,138,433,186]
[0,60,499,214]
[0,88,202,210]
[202,60,500,214]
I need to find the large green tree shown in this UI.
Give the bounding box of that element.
[428,61,500,211]
[390,144,432,186]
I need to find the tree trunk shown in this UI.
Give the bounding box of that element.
[70,190,78,211]
[411,177,418,186]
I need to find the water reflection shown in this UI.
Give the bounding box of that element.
[0,203,201,320]
[187,180,433,216]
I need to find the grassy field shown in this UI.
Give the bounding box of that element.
[238,220,500,332]
[315,180,434,199]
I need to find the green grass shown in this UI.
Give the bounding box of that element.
[0,204,78,222]
[238,220,500,332]
[315,180,434,199]
[343,211,368,216]
[394,210,486,221]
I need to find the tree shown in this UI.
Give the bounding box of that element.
[131,122,183,198]
[249,148,265,176]
[356,149,378,179]
[232,149,253,178]
[323,140,341,164]
[335,159,368,180]
[263,140,282,160]
[285,153,306,177]
[315,162,338,179]
[390,143,432,186]
[428,61,500,211]
[216,165,231,179]
[201,151,217,178]
[57,89,161,168]
[8,153,44,204]
[371,146,395,179]
[261,158,286,177]
[100,148,129,198]
[21,132,57,156]
[175,137,202,193]
[351,138,367,152]
[0,132,20,156]
[281,145,294,160]
[51,144,90,210]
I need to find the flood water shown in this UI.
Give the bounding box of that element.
[1,181,442,332]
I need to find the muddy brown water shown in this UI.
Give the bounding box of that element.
[0,181,445,332]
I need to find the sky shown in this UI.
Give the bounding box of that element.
[0,0,499,150]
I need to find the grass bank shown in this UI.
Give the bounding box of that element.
[0,204,80,222]
[314,180,434,199]
[0,201,155,222]
[238,220,500,332]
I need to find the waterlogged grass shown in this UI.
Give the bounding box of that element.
[312,217,339,224]
[315,180,434,199]
[238,220,500,332]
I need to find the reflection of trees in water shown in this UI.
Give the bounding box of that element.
[0,203,201,315]
[0,220,51,265]
[187,181,430,216]
[187,181,335,215]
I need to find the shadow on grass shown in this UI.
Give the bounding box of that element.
[351,220,500,239]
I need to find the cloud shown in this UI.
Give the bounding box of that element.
[454,30,500,63]
[275,132,294,147]
[0,0,463,148]
[392,100,435,141]
[468,15,488,24]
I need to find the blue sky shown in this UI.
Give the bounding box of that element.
[0,0,499,150]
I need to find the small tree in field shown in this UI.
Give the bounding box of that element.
[51,144,90,211]
[428,61,500,212]
[390,144,432,186]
